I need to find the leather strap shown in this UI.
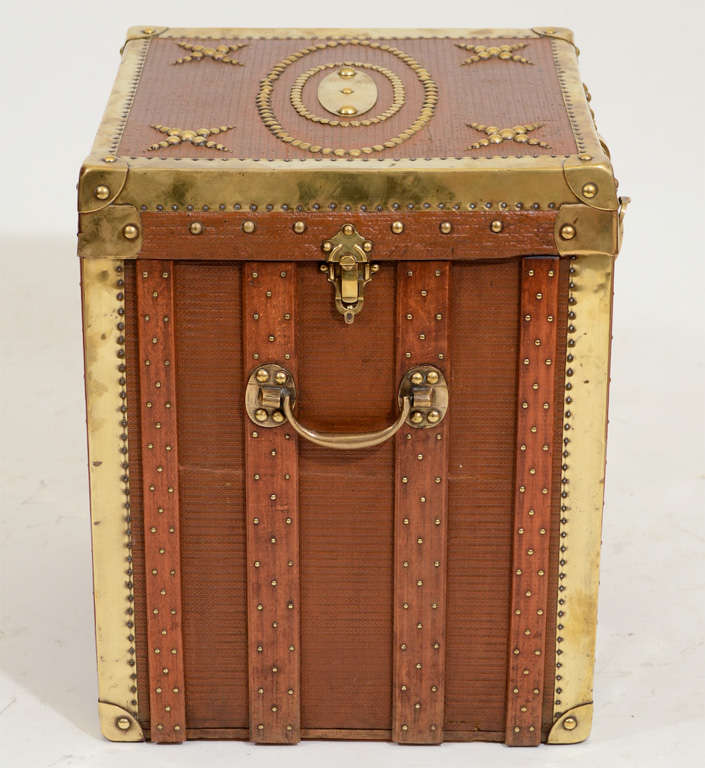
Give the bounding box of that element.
[243,263,301,744]
[505,257,560,746]
[393,262,450,744]
[136,260,187,743]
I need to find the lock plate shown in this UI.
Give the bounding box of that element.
[321,223,378,324]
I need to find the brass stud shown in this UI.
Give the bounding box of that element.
[322,241,333,253]
[256,368,269,383]
[410,371,424,385]
[427,409,441,424]
[242,220,256,233]
[115,716,131,731]
[490,220,503,233]
[559,224,576,241]
[426,370,439,385]
[293,221,306,234]
[439,221,452,234]
[391,221,404,234]
[122,224,139,240]
[254,409,268,422]
[363,241,373,252]
[94,185,110,200]
[410,411,424,425]
[272,411,285,424]
[578,153,592,161]
[581,183,598,199]
[189,221,203,235]
[274,371,287,385]
[563,716,578,731]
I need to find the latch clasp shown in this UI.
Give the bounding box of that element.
[321,223,378,324]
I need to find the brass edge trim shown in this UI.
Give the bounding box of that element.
[122,26,168,51]
[532,27,578,51]
[555,204,618,257]
[83,259,139,728]
[98,701,145,742]
[78,205,142,260]
[552,253,613,726]
[90,35,150,160]
[547,702,593,744]
[125,26,555,40]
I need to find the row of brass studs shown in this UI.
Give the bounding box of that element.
[140,267,184,738]
[551,40,587,154]
[110,38,150,157]
[185,219,507,236]
[508,263,557,740]
[256,39,439,157]
[554,255,578,718]
[113,263,139,713]
[290,61,405,127]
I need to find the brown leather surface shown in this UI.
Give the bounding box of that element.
[243,263,301,743]
[124,249,567,743]
[136,260,187,742]
[393,262,449,743]
[505,258,560,746]
[137,211,559,261]
[118,36,576,160]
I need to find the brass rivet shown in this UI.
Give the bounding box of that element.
[490,220,503,233]
[94,185,110,200]
[115,716,131,731]
[343,223,354,236]
[189,221,203,235]
[426,370,439,385]
[410,371,424,385]
[578,153,592,161]
[559,224,576,241]
[122,224,139,240]
[581,183,598,199]
[322,241,332,252]
[103,155,117,163]
[410,411,424,425]
[255,368,269,383]
[293,220,306,234]
[274,371,287,385]
[339,67,356,78]
[272,411,285,424]
[242,220,256,233]
[427,409,441,424]
[391,221,404,234]
[439,221,452,234]
[254,409,268,422]
[563,716,578,731]
[363,241,373,252]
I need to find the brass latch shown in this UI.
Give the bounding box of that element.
[321,223,378,324]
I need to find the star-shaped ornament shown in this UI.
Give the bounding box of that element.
[173,42,247,65]
[147,124,236,152]
[456,43,532,65]
[466,123,550,150]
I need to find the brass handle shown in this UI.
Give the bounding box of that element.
[245,363,448,450]
[282,394,411,450]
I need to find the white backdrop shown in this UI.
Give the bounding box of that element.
[1,1,703,766]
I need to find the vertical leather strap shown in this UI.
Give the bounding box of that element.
[243,263,301,744]
[393,262,450,744]
[136,260,187,743]
[505,257,560,746]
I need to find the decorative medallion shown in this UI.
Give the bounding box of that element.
[172,42,247,66]
[456,42,532,66]
[256,39,438,157]
[466,122,550,150]
[147,124,235,152]
[291,62,404,127]
[317,66,378,118]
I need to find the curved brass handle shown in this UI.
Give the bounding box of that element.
[282,394,412,450]
[245,363,447,449]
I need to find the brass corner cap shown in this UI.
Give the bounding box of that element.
[78,203,142,260]
[98,701,145,742]
[547,702,593,744]
[555,203,619,257]
[78,161,129,214]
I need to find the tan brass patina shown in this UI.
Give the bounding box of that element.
[321,223,378,324]
[245,363,448,449]
[317,65,379,117]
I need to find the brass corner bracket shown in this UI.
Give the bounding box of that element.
[547,702,593,744]
[98,701,145,742]
[321,224,378,324]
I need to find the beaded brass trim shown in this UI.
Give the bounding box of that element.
[257,39,438,157]
[172,41,247,66]
[455,42,532,66]
[290,61,404,127]
[467,123,550,150]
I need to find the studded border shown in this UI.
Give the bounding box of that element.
[551,40,586,155]
[109,38,151,157]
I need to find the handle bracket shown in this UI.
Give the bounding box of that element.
[245,363,448,449]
